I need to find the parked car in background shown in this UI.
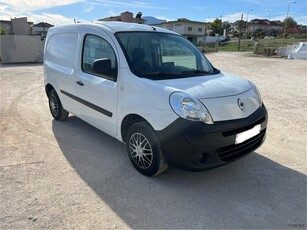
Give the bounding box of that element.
[220,36,230,42]
[264,35,274,39]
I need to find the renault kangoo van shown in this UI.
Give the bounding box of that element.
[44,22,268,176]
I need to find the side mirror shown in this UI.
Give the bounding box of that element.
[93,58,111,75]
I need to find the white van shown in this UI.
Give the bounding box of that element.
[44,22,268,176]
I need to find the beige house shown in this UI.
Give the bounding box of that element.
[154,18,210,45]
[98,11,145,24]
[248,19,283,33]
[0,17,33,35]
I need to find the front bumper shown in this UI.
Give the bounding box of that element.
[156,104,268,171]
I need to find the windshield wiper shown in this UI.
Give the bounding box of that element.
[181,70,210,75]
[140,71,180,77]
[140,70,211,80]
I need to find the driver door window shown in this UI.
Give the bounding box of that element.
[82,34,117,80]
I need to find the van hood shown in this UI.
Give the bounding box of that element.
[156,72,251,99]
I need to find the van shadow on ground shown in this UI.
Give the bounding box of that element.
[52,116,306,229]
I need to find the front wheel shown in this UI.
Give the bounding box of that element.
[126,122,168,177]
[48,89,69,121]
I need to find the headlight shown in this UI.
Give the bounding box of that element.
[249,81,262,106]
[169,92,214,124]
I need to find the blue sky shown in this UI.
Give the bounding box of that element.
[0,0,306,26]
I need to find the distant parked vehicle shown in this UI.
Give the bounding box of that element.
[264,36,274,39]
[202,35,229,44]
[220,36,230,42]
[288,42,307,60]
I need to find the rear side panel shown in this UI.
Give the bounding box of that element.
[44,26,82,114]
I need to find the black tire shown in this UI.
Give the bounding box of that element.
[126,122,168,176]
[48,89,69,121]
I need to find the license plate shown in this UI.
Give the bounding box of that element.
[235,124,261,144]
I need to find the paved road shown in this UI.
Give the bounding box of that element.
[0,53,306,229]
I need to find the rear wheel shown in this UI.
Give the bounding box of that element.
[48,89,69,121]
[126,122,168,176]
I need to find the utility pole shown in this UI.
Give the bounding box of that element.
[283,1,296,43]
[246,9,253,36]
[238,13,243,51]
[267,10,273,36]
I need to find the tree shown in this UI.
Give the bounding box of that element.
[283,17,297,28]
[252,29,266,39]
[236,20,247,32]
[210,18,223,35]
[223,23,231,33]
[0,27,9,35]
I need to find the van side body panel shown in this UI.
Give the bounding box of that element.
[44,25,83,115]
[116,69,178,141]
[73,26,120,136]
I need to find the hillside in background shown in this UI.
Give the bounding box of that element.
[143,16,166,25]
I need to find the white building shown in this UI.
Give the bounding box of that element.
[31,22,53,36]
[154,18,210,45]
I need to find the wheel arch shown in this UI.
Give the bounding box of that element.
[121,114,152,143]
[45,83,55,98]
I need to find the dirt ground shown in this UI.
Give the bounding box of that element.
[0,52,306,229]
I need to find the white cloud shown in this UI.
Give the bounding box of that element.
[270,14,307,25]
[0,0,82,25]
[0,11,77,26]
[83,4,95,13]
[155,16,176,22]
[0,0,84,12]
[205,13,245,23]
[28,13,76,26]
[236,0,287,7]
[133,1,150,6]
[93,0,169,10]
[205,11,306,25]
[108,11,120,17]
[0,9,77,26]
[205,12,272,23]
[0,5,15,17]
[296,15,307,25]
[0,0,169,25]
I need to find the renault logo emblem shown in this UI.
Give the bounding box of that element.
[237,98,244,110]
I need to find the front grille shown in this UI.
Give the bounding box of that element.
[217,129,266,162]
[222,116,266,137]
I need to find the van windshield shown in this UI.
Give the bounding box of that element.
[115,32,219,80]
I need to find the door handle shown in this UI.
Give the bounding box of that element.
[76,80,84,86]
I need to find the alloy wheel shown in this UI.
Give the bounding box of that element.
[129,133,153,169]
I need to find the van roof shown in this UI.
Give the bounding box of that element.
[95,21,177,34]
[50,21,177,35]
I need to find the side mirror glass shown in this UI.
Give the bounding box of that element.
[93,58,111,75]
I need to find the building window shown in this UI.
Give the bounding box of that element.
[198,28,202,32]
[188,27,192,31]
